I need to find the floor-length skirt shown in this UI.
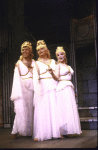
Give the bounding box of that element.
[11,98,27,136]
[11,79,34,136]
[23,84,34,136]
[56,86,82,135]
[33,90,60,141]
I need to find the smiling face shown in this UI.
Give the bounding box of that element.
[56,52,66,63]
[22,46,31,59]
[38,47,48,58]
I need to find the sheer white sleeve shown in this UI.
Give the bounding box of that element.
[10,67,23,101]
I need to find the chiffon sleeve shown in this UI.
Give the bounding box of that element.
[33,61,41,106]
[10,66,23,101]
[69,66,74,75]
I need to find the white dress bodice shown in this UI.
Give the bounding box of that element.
[17,60,34,79]
[11,59,35,101]
[36,59,57,95]
[59,64,73,80]
[56,64,74,91]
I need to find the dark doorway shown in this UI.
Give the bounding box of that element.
[75,44,97,107]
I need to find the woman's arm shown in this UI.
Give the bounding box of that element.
[48,64,60,81]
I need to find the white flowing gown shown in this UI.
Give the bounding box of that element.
[33,59,61,141]
[11,60,34,136]
[56,64,82,135]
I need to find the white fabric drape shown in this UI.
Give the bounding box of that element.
[33,59,61,141]
[56,64,82,135]
[11,60,34,136]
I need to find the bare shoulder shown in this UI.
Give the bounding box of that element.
[67,65,74,74]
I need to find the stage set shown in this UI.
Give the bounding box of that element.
[0,0,97,148]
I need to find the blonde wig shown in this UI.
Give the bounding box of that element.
[36,40,47,50]
[56,46,67,64]
[36,40,51,59]
[21,41,33,53]
[20,41,33,60]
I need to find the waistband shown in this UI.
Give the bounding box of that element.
[39,77,53,80]
[59,79,71,81]
[22,77,33,80]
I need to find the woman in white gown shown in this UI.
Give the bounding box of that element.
[49,46,82,137]
[11,41,35,139]
[33,40,60,141]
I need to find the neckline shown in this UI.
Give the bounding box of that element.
[20,59,33,68]
[38,58,52,66]
[59,63,70,72]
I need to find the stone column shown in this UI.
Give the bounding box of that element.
[70,18,78,105]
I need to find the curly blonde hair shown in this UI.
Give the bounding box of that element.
[21,41,33,52]
[56,46,67,64]
[36,40,51,59]
[19,41,34,60]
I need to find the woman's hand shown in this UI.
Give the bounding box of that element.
[47,65,53,75]
[47,65,58,81]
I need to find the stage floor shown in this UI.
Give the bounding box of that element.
[0,128,97,148]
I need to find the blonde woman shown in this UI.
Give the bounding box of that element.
[49,46,82,138]
[33,40,60,141]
